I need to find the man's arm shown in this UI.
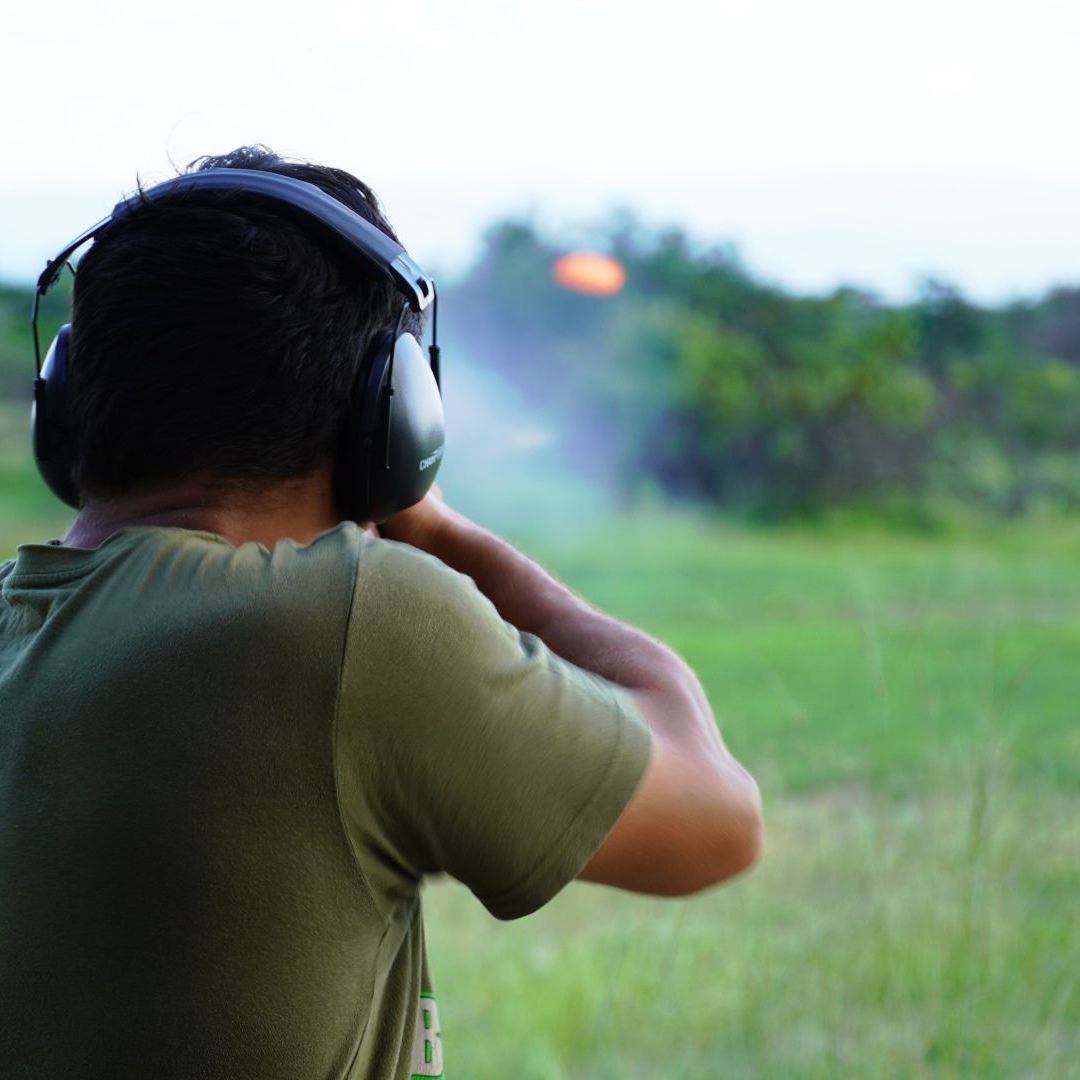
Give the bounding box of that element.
[380,495,763,896]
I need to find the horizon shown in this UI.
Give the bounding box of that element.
[4,186,1078,310]
[4,1,1080,305]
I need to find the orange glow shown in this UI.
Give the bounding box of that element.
[553,251,626,297]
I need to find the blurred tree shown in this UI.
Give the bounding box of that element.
[442,218,1080,518]
[3,214,1079,520]
[0,275,71,399]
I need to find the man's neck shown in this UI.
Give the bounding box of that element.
[62,470,351,551]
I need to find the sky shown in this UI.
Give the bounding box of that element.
[3,0,1080,302]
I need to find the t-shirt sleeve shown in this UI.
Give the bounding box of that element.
[333,537,652,921]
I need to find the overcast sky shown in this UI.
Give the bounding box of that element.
[3,0,1079,301]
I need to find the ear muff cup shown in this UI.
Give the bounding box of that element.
[337,331,445,524]
[31,323,445,522]
[32,323,81,509]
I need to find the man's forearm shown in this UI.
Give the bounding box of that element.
[380,495,762,893]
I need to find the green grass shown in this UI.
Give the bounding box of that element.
[425,785,1079,1078]
[2,410,1078,1077]
[417,515,1080,1078]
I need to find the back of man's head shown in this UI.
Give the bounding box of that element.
[68,145,422,505]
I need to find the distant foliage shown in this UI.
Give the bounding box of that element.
[2,223,1079,517]
[444,217,1080,517]
[0,275,71,399]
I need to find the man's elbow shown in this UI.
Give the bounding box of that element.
[673,782,764,896]
[711,796,765,886]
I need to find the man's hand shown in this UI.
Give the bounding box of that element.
[379,486,453,552]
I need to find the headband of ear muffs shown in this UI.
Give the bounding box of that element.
[30,168,446,522]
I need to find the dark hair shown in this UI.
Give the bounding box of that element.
[68,144,423,501]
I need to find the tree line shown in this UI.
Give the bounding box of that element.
[444,216,1080,519]
[3,217,1079,518]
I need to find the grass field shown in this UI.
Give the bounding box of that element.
[2,409,1078,1077]
[417,515,1080,1078]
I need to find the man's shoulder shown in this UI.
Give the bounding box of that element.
[189,522,373,634]
[350,534,497,638]
[355,533,469,594]
[45,523,372,640]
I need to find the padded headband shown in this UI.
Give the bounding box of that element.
[35,169,435,315]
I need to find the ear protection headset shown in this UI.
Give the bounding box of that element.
[30,168,446,523]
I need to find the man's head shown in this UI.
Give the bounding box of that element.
[67,145,424,508]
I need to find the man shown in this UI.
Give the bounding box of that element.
[0,146,761,1079]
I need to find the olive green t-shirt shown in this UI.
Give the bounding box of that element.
[0,522,651,1080]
